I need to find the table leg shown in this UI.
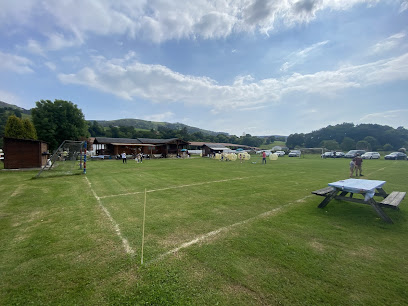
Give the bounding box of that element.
[368,199,393,223]
[318,191,338,208]
[376,188,388,198]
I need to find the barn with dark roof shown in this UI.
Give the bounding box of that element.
[92,137,189,158]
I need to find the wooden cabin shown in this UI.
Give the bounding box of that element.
[3,137,49,169]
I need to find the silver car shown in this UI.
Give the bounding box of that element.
[361,152,380,159]
[288,150,301,157]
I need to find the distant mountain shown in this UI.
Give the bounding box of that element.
[92,118,227,136]
[0,101,31,115]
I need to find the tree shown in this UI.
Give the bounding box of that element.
[383,143,393,151]
[286,133,305,149]
[22,118,37,139]
[356,140,370,151]
[88,121,106,137]
[4,115,24,138]
[31,99,89,150]
[320,140,340,150]
[340,137,355,151]
[363,136,379,151]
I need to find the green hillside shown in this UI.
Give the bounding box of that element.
[93,118,226,136]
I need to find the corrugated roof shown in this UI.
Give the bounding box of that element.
[111,143,155,146]
[94,137,142,144]
[204,143,228,149]
[94,137,189,145]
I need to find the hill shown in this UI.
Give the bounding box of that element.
[0,101,31,115]
[0,101,227,137]
[92,118,226,136]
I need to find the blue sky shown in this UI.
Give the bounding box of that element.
[0,0,407,136]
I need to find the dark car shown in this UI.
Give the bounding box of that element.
[384,152,407,160]
[344,150,366,158]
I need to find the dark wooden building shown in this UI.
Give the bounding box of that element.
[3,137,49,169]
[93,137,189,158]
[202,143,229,157]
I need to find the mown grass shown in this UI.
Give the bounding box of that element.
[0,155,407,305]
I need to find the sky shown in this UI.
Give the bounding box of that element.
[0,0,407,137]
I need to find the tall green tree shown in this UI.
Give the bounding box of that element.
[4,115,25,138]
[356,140,370,151]
[363,136,379,151]
[320,140,340,150]
[340,137,355,151]
[22,118,37,139]
[286,133,305,149]
[31,99,89,150]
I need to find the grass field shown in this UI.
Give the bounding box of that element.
[1,155,407,305]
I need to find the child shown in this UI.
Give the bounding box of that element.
[349,160,355,177]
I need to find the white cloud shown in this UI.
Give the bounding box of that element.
[399,0,408,13]
[371,32,406,54]
[143,111,175,122]
[0,51,34,74]
[58,52,408,112]
[44,61,56,71]
[26,39,46,56]
[280,40,329,72]
[1,0,381,45]
[359,109,408,127]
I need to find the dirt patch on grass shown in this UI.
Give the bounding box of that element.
[309,240,325,252]
[347,246,375,259]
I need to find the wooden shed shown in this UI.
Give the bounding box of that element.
[3,137,49,169]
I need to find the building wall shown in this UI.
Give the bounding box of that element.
[4,138,48,169]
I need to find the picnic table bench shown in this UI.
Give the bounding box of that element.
[312,179,406,223]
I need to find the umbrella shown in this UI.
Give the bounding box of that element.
[236,148,244,151]
[181,149,187,152]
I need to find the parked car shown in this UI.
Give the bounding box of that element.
[288,150,301,157]
[0,149,3,160]
[384,152,407,160]
[321,152,334,158]
[344,150,366,158]
[321,151,344,158]
[274,151,285,157]
[334,152,345,158]
[361,152,381,159]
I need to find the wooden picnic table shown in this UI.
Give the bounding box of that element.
[312,179,406,223]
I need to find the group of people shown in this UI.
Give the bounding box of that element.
[120,152,144,164]
[349,154,363,177]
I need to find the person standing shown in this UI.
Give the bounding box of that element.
[349,159,355,177]
[262,151,267,164]
[353,154,363,176]
[121,152,127,164]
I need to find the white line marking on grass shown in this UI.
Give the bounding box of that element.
[364,167,386,177]
[85,177,135,256]
[149,195,313,264]
[99,176,257,199]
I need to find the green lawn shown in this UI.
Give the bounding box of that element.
[1,156,407,305]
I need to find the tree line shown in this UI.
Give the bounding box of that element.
[2,100,407,152]
[286,123,408,151]
[1,99,278,150]
[88,120,280,148]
